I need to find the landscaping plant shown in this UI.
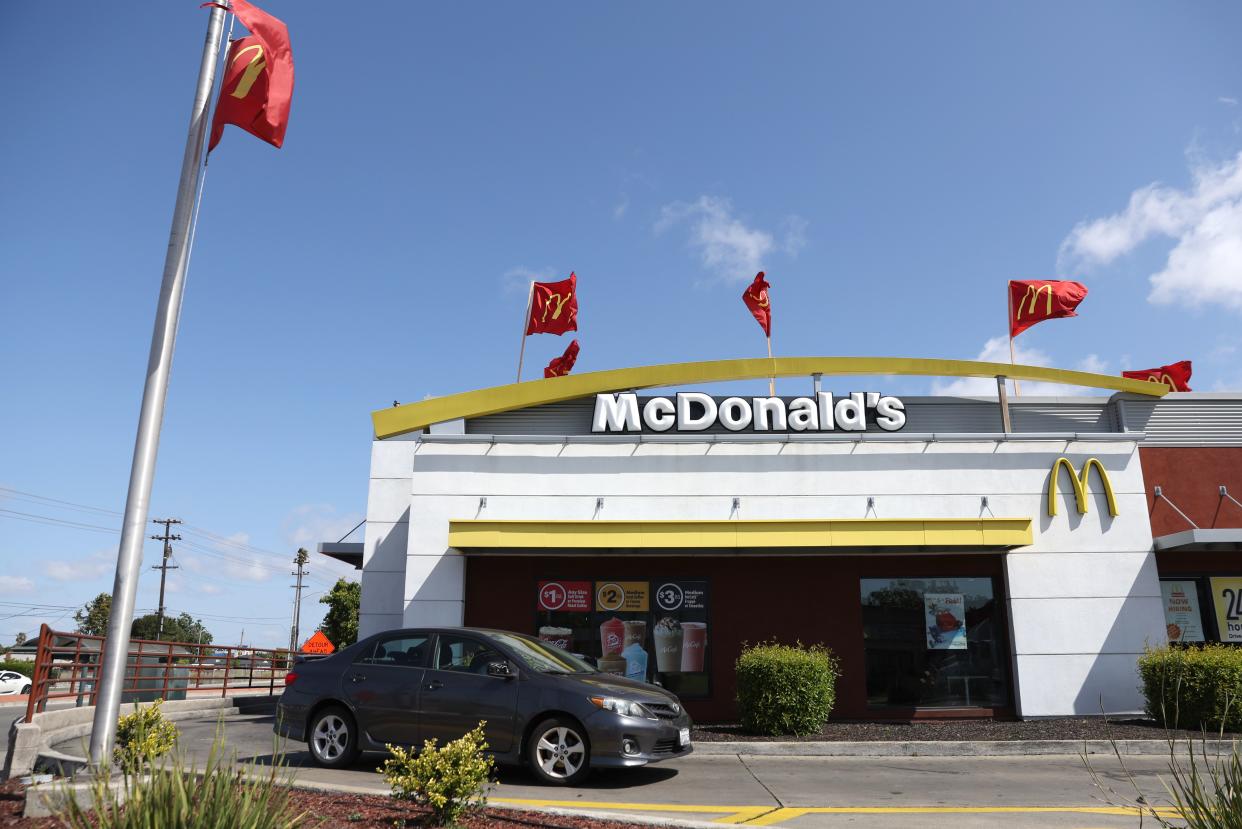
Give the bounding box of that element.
[59,729,306,829]
[735,640,839,736]
[379,722,495,826]
[113,698,179,768]
[1138,643,1242,731]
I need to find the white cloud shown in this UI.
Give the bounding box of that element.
[613,194,630,220]
[199,583,223,595]
[501,265,556,294]
[931,337,1110,397]
[1059,151,1242,311]
[43,550,114,582]
[1220,97,1238,106]
[0,575,34,593]
[656,196,797,283]
[283,504,364,550]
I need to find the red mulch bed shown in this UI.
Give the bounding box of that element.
[692,717,1242,742]
[0,777,656,829]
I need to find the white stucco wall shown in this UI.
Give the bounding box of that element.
[360,433,1163,717]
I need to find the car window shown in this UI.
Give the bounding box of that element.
[433,635,505,674]
[355,634,429,667]
[0,673,15,680]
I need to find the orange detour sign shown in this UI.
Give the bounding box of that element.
[301,631,335,654]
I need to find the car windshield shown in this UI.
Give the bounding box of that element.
[484,632,596,674]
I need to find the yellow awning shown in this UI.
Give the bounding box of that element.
[448,517,1032,551]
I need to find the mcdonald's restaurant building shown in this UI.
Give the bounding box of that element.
[320,358,1242,722]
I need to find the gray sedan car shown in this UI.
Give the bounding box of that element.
[275,627,692,785]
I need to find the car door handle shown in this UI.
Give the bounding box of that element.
[424,679,443,691]
[350,673,366,683]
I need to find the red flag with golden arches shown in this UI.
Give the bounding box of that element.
[207,0,295,151]
[742,272,771,337]
[526,273,578,336]
[544,340,580,378]
[1123,361,1192,392]
[1008,279,1088,337]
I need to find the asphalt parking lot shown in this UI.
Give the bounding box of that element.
[49,712,1191,828]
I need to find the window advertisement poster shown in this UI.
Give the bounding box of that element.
[924,593,967,650]
[1161,581,1205,643]
[1211,578,1242,643]
[536,580,593,656]
[535,578,710,698]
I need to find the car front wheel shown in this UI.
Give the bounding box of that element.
[527,716,590,786]
[308,705,360,769]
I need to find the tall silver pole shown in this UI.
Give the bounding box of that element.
[88,5,227,765]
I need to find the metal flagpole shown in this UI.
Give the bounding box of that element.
[515,280,534,383]
[88,4,227,766]
[1008,285,1021,397]
[766,335,775,397]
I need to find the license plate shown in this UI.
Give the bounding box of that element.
[678,727,690,747]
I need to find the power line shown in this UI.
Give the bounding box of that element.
[0,508,119,533]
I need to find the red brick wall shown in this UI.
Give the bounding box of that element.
[464,553,1009,722]
[1140,447,1242,535]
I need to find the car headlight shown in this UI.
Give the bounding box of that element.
[589,696,656,719]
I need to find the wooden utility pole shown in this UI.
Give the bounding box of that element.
[289,547,309,653]
[150,518,182,640]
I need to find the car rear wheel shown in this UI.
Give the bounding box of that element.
[527,716,589,786]
[20,684,31,695]
[308,706,360,769]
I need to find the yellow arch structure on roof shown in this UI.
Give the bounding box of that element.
[372,356,1170,439]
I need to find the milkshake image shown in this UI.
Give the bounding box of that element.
[680,622,707,672]
[597,656,626,676]
[538,626,573,650]
[622,641,648,683]
[653,617,683,673]
[623,619,647,649]
[600,617,625,657]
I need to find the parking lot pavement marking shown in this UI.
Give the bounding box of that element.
[741,806,1180,825]
[711,807,780,824]
[491,797,754,816]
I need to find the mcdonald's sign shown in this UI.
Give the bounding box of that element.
[1047,457,1119,518]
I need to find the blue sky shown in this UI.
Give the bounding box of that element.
[3,2,1242,647]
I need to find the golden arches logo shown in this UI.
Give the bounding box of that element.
[747,287,769,308]
[1047,457,1119,518]
[229,44,267,100]
[541,291,573,322]
[1017,284,1053,319]
[1145,373,1177,389]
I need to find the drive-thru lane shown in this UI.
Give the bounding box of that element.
[60,715,1182,828]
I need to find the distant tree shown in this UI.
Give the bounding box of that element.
[14,632,27,647]
[131,612,213,644]
[74,593,113,636]
[319,579,360,648]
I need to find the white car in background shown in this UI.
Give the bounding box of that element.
[0,670,32,695]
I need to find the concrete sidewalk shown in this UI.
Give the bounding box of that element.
[70,713,1197,828]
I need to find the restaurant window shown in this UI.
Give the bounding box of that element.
[534,578,710,698]
[860,576,1008,709]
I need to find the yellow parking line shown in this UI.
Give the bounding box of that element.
[492,799,1179,825]
[712,807,779,824]
[492,797,748,815]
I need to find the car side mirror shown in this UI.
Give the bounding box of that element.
[486,661,514,679]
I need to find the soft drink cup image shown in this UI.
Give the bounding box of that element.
[597,656,626,676]
[600,617,625,656]
[623,619,647,648]
[653,617,683,672]
[538,626,573,650]
[622,641,648,682]
[680,622,707,672]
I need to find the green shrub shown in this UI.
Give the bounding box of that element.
[736,641,839,736]
[114,699,179,768]
[1138,644,1242,731]
[59,731,306,829]
[379,722,495,826]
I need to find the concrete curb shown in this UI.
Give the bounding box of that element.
[691,738,1240,756]
[2,695,277,781]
